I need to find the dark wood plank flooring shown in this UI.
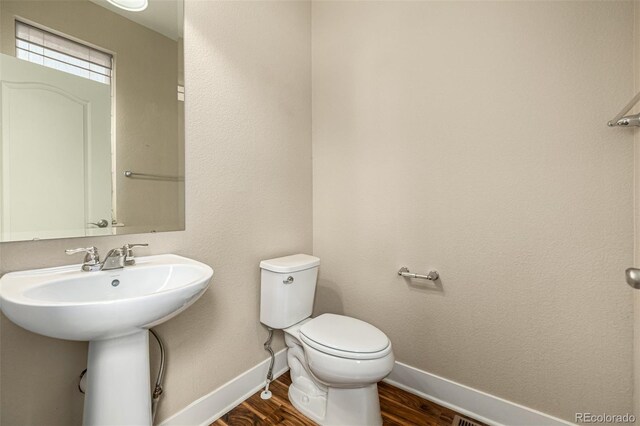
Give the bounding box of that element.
[211,372,485,426]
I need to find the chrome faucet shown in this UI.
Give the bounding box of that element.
[101,247,126,271]
[66,244,148,272]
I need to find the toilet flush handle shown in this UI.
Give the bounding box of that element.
[283,276,294,284]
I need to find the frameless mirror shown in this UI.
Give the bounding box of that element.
[0,0,184,242]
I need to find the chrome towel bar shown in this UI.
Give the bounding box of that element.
[398,266,439,281]
[608,91,640,127]
[124,170,183,182]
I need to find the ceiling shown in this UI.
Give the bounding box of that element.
[88,0,183,41]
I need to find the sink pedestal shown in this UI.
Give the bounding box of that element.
[83,331,152,426]
[0,254,214,425]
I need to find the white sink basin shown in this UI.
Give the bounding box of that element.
[0,253,213,425]
[0,254,213,341]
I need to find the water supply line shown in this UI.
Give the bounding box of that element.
[78,329,166,424]
[261,327,275,400]
[150,329,166,422]
[78,368,87,394]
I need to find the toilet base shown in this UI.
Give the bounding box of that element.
[287,334,328,423]
[290,382,382,426]
[288,380,326,424]
[324,385,382,426]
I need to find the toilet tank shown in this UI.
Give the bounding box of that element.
[260,254,320,329]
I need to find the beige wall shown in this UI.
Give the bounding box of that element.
[312,1,634,422]
[1,0,636,424]
[0,0,312,424]
[0,0,183,236]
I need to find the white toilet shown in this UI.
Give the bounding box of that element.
[260,254,394,426]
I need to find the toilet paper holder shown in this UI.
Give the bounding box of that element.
[397,266,439,281]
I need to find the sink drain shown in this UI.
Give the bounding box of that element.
[111,279,120,287]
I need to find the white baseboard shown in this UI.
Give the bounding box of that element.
[159,348,289,426]
[160,351,572,426]
[384,361,574,426]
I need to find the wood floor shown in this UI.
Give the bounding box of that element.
[211,372,485,426]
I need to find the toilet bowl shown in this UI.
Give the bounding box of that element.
[284,314,394,425]
[260,255,395,425]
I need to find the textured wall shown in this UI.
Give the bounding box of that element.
[311,1,634,421]
[1,1,636,424]
[0,1,312,424]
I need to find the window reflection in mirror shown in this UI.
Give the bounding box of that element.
[0,0,185,242]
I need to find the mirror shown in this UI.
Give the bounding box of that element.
[0,0,184,242]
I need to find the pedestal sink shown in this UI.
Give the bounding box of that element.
[0,254,213,426]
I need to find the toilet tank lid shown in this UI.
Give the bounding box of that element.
[260,254,320,273]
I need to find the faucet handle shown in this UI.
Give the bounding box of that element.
[65,246,99,258]
[123,243,148,266]
[65,247,100,271]
[124,243,148,249]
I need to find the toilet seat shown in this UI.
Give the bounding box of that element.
[299,314,391,360]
